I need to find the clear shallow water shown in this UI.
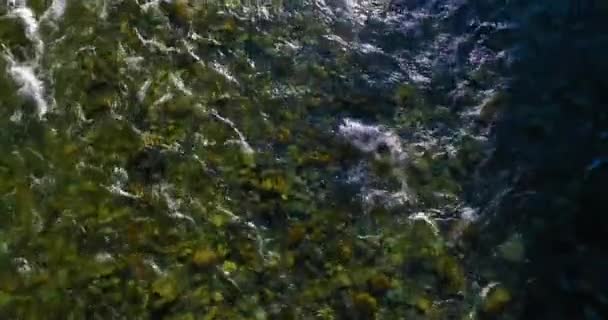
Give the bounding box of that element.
[0,1,504,318]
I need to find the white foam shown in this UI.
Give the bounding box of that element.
[9,109,22,122]
[13,257,32,274]
[5,58,48,117]
[340,119,415,208]
[363,188,412,209]
[210,109,254,154]
[170,73,193,96]
[409,211,440,235]
[339,118,407,163]
[151,92,173,107]
[41,0,66,22]
[125,56,145,70]
[158,183,195,224]
[3,1,52,118]
[135,28,179,54]
[137,79,152,103]
[138,0,162,11]
[9,6,43,56]
[211,61,238,84]
[460,206,478,221]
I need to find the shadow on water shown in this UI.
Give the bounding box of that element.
[469,0,608,318]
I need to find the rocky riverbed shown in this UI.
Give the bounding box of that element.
[0,0,606,319]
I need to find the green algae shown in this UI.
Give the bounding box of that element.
[0,1,484,319]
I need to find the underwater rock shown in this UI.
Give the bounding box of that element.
[497,233,525,263]
[286,224,306,247]
[338,118,407,164]
[192,248,220,268]
[160,0,193,27]
[414,296,433,314]
[352,292,378,318]
[127,147,168,184]
[480,283,511,315]
[478,91,507,124]
[368,273,392,295]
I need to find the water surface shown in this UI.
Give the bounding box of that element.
[0,1,504,318]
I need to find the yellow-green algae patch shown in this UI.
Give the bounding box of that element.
[0,1,483,319]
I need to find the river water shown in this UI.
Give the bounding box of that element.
[0,0,512,318]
